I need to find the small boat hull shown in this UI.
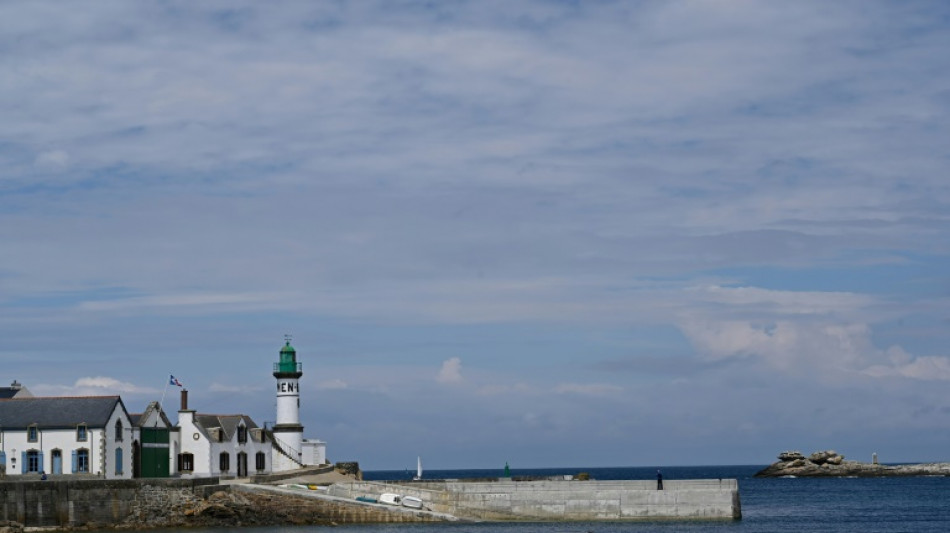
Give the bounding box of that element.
[402,496,423,509]
[378,493,402,506]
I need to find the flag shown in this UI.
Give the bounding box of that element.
[169,375,183,387]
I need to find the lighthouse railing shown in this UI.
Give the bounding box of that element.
[273,362,303,373]
[268,432,305,468]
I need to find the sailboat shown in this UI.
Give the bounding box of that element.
[413,456,423,480]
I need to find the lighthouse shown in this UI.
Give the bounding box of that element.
[272,338,304,471]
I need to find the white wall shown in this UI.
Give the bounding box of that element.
[176,411,211,478]
[174,411,272,478]
[0,405,133,479]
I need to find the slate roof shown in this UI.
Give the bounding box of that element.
[194,414,263,442]
[130,401,173,428]
[0,384,32,399]
[0,396,125,430]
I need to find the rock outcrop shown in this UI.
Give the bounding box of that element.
[756,450,950,477]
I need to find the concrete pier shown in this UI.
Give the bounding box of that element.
[328,478,741,520]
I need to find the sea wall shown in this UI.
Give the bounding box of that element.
[0,478,448,530]
[329,478,741,520]
[0,478,220,529]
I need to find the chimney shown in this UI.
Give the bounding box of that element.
[180,389,189,411]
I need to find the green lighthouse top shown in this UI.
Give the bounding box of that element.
[280,341,296,358]
[274,340,303,376]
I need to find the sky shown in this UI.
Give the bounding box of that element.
[2,0,950,471]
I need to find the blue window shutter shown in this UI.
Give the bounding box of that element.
[21,452,26,471]
[115,449,123,475]
[38,452,44,472]
[71,450,78,473]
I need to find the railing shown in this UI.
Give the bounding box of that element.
[273,362,303,373]
[267,432,305,468]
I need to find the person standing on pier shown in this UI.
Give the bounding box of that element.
[657,470,663,490]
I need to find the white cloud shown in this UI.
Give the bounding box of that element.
[864,347,950,381]
[436,357,463,384]
[681,318,876,372]
[689,285,874,315]
[33,376,158,397]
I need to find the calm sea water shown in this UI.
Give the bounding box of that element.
[150,465,950,533]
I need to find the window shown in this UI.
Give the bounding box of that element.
[177,453,194,472]
[115,448,123,475]
[77,424,87,442]
[255,451,266,472]
[115,420,123,442]
[219,452,230,472]
[75,449,89,473]
[237,426,247,444]
[28,425,38,442]
[26,450,41,473]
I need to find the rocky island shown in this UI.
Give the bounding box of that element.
[756,450,950,477]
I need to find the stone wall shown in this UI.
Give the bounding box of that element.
[0,478,447,530]
[329,478,741,520]
[0,478,218,529]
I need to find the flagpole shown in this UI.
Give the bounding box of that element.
[159,375,170,412]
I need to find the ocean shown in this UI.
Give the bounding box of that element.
[148,465,950,532]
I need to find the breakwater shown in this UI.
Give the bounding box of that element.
[0,478,440,529]
[329,478,741,520]
[0,475,740,528]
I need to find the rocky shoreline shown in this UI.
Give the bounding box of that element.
[756,450,950,478]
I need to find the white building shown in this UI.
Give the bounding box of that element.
[0,396,133,479]
[175,389,272,478]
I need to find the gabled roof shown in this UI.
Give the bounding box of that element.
[193,414,263,442]
[0,396,126,430]
[130,401,173,428]
[0,383,32,399]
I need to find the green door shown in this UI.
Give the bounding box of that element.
[139,428,170,477]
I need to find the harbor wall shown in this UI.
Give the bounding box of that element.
[328,478,741,520]
[0,478,220,528]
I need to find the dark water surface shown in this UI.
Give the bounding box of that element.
[143,465,950,532]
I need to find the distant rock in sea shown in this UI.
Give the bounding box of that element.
[756,450,950,477]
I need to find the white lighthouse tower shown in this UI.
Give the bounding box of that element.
[271,337,304,471]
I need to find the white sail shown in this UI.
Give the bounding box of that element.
[414,456,423,480]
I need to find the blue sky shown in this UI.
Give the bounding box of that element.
[2,0,950,470]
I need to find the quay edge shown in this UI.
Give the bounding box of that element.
[328,478,742,521]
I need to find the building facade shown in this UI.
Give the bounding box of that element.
[130,401,175,478]
[175,390,272,478]
[0,396,133,479]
